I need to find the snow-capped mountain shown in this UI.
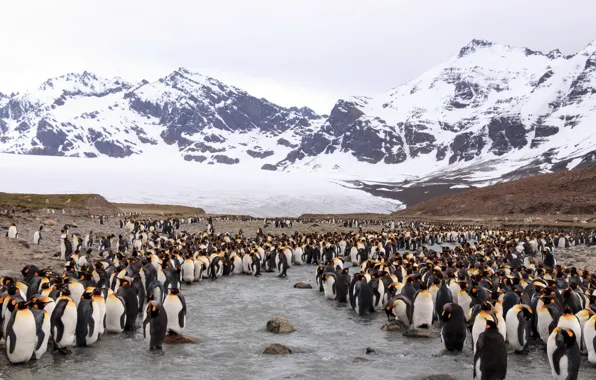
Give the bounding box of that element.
[0,68,322,168]
[1,39,596,214]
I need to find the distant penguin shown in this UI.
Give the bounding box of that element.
[116,278,138,331]
[75,292,100,346]
[547,328,581,380]
[505,304,533,353]
[441,303,467,352]
[163,288,186,335]
[7,223,18,239]
[32,226,43,245]
[105,291,126,333]
[412,283,434,328]
[473,318,507,380]
[143,301,168,349]
[51,292,78,353]
[5,301,36,363]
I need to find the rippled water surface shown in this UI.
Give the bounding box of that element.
[2,264,596,380]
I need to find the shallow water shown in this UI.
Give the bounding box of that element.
[2,265,596,380]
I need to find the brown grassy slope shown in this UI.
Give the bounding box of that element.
[114,203,205,216]
[395,165,596,216]
[0,193,119,215]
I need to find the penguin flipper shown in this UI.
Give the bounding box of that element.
[6,313,18,354]
[552,346,564,375]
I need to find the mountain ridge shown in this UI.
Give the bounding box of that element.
[1,38,596,209]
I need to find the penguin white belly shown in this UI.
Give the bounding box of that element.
[242,256,252,274]
[7,226,18,239]
[232,257,243,274]
[585,315,596,363]
[449,282,459,304]
[85,301,101,345]
[412,292,433,328]
[472,314,490,352]
[193,261,204,281]
[60,240,66,259]
[54,301,77,348]
[33,231,40,244]
[547,332,569,380]
[34,311,51,360]
[163,295,185,335]
[374,282,385,311]
[457,292,472,319]
[283,250,292,267]
[105,295,126,333]
[537,309,554,344]
[69,282,85,308]
[392,301,410,327]
[557,317,582,348]
[181,260,195,285]
[322,277,337,300]
[350,247,359,266]
[92,296,106,336]
[495,312,507,340]
[292,248,303,265]
[7,309,36,363]
[505,309,525,352]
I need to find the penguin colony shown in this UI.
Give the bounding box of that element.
[1,216,596,380]
[309,225,596,380]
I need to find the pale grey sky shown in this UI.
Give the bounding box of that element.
[1,0,595,113]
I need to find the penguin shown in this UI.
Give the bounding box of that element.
[5,301,36,363]
[143,300,168,349]
[352,274,374,316]
[90,288,106,337]
[116,278,138,331]
[335,268,351,303]
[30,299,51,360]
[75,291,100,346]
[321,272,337,300]
[505,304,533,353]
[435,280,454,323]
[585,313,596,363]
[385,294,413,327]
[538,295,562,344]
[557,306,583,350]
[412,283,434,328]
[51,292,78,353]
[369,274,387,311]
[473,317,507,380]
[7,223,18,239]
[276,250,289,278]
[105,291,127,333]
[32,226,43,245]
[547,328,581,380]
[441,303,467,352]
[315,265,325,292]
[472,302,498,352]
[163,288,186,335]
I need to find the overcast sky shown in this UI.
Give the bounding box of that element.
[1,0,595,113]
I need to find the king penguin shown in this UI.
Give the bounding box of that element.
[32,226,43,245]
[5,301,36,363]
[441,303,467,352]
[505,304,532,353]
[50,290,78,354]
[412,283,434,328]
[163,288,186,335]
[75,291,100,346]
[547,327,581,380]
[143,300,168,349]
[473,317,507,380]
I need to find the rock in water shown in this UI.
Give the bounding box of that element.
[365,347,376,355]
[164,335,197,344]
[293,282,312,289]
[266,317,296,334]
[382,320,408,331]
[263,344,292,355]
[45,219,57,226]
[351,357,372,363]
[421,376,457,380]
[403,328,438,338]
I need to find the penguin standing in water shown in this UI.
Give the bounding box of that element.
[385,295,413,327]
[32,226,43,245]
[75,292,100,346]
[30,299,51,360]
[276,250,289,278]
[505,304,533,353]
[321,273,337,300]
[547,328,581,380]
[116,278,138,331]
[434,280,453,323]
[105,291,127,333]
[6,223,18,239]
[584,313,596,363]
[163,288,186,335]
[143,301,168,349]
[473,318,507,380]
[335,268,351,303]
[441,303,467,352]
[51,291,78,354]
[352,273,374,316]
[5,301,36,363]
[412,283,434,328]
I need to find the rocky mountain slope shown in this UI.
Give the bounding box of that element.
[395,164,596,216]
[1,39,596,209]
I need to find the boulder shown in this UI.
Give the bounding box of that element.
[351,357,372,363]
[381,320,408,331]
[263,344,292,355]
[44,219,57,226]
[403,328,439,338]
[266,317,296,334]
[164,335,197,344]
[293,282,312,289]
[365,347,376,355]
[421,376,457,380]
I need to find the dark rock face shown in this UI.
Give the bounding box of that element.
[449,131,486,164]
[277,138,297,148]
[261,164,278,171]
[212,155,239,165]
[34,119,68,155]
[184,154,207,162]
[247,149,274,159]
[487,117,527,156]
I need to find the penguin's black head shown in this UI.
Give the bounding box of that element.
[169,288,180,295]
[150,303,161,317]
[82,292,92,300]
[555,328,577,349]
[485,318,498,330]
[480,301,492,311]
[17,301,30,310]
[342,268,349,274]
